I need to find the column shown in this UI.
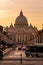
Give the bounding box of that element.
[19,35,20,43]
[21,35,23,43]
[16,35,18,43]
[24,35,26,43]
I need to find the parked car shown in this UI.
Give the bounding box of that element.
[18,47,21,50]
[25,50,30,57]
[21,46,26,50]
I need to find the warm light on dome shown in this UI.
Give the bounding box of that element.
[15,10,28,28]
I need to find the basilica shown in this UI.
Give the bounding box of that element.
[4,10,38,46]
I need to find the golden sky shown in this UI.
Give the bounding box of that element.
[0,0,43,30]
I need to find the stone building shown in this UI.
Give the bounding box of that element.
[4,10,38,46]
[38,29,43,43]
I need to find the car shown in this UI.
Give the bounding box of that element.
[25,50,30,57]
[18,47,21,50]
[21,46,26,50]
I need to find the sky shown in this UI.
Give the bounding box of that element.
[0,0,43,30]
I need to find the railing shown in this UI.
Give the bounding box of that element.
[3,48,12,55]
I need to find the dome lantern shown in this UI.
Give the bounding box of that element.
[20,10,23,16]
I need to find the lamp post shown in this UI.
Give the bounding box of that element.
[20,54,22,64]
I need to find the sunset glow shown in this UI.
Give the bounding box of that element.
[0,0,43,30]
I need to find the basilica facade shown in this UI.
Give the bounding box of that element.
[4,10,38,46]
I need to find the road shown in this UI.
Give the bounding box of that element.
[3,49,26,59]
[0,48,43,65]
[0,58,43,65]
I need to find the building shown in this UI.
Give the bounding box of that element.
[0,31,13,44]
[38,29,43,43]
[4,10,38,46]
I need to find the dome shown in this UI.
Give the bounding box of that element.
[15,10,28,28]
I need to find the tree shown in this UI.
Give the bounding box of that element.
[0,25,3,32]
[0,40,6,49]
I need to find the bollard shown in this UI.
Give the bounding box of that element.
[20,54,22,64]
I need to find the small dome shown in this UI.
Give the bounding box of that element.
[15,10,28,28]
